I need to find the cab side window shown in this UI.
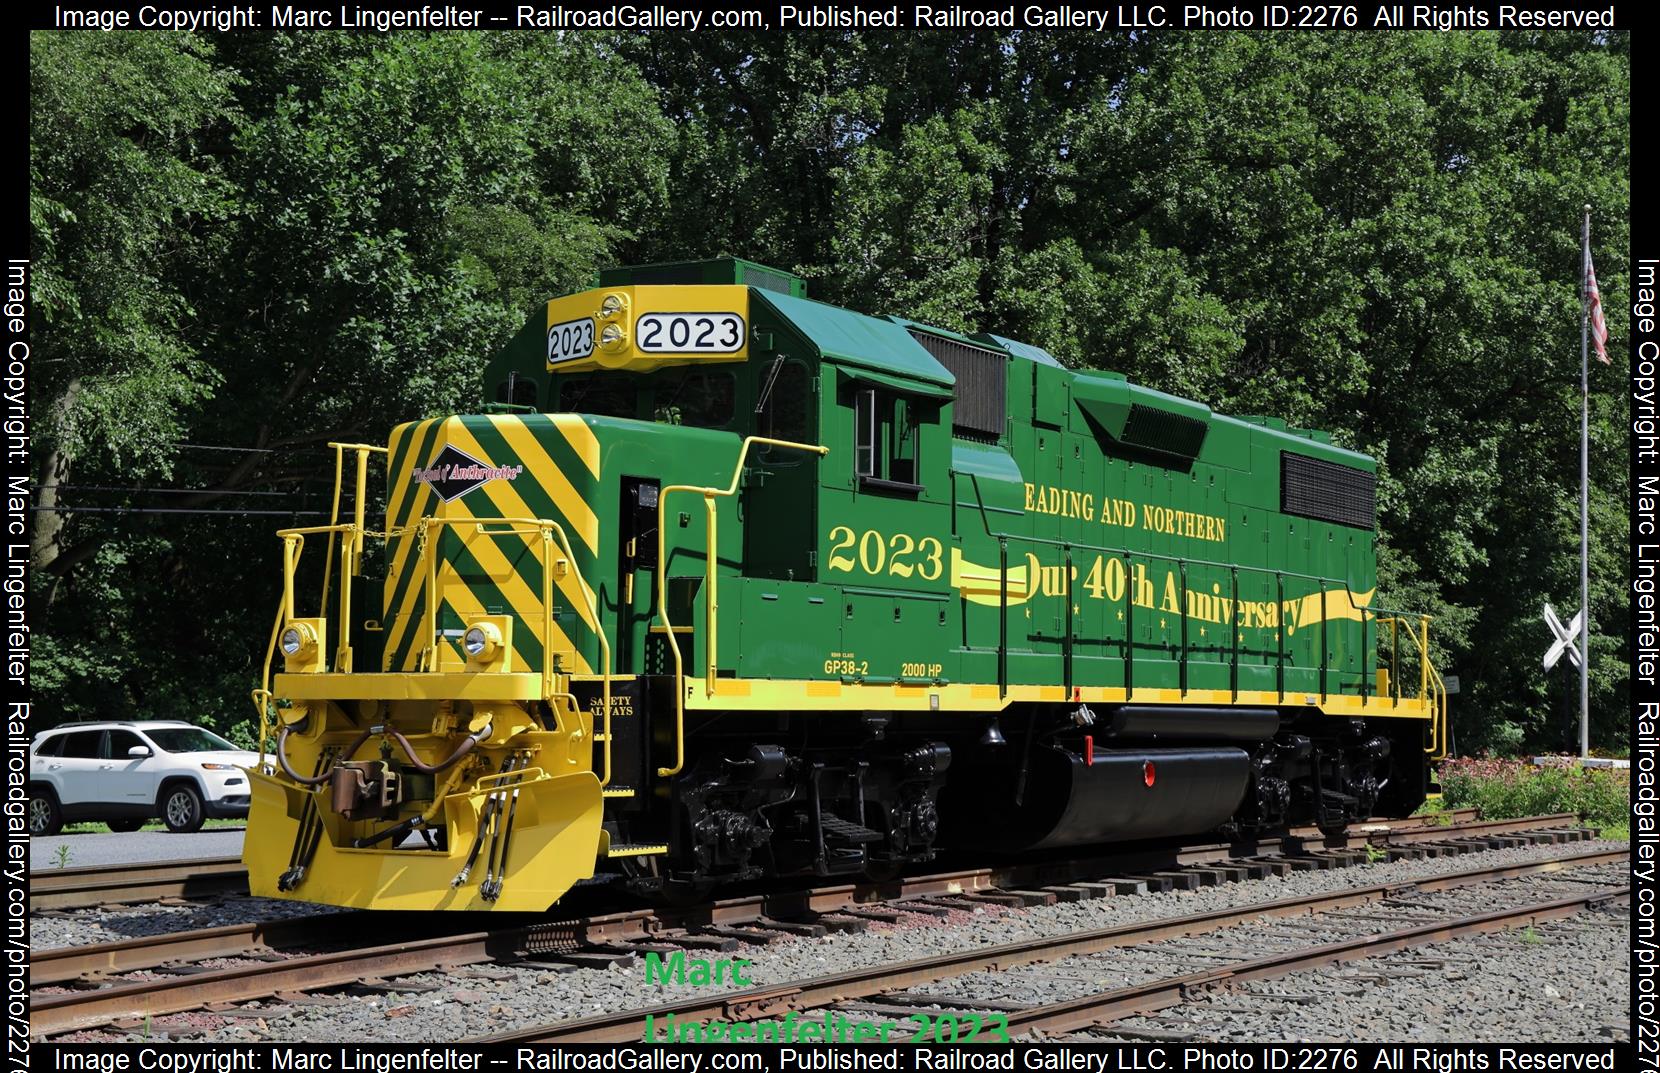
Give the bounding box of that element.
[757,359,812,462]
[855,389,923,492]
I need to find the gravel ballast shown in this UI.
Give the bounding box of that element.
[1080,898,1630,1043]
[85,838,1622,1045]
[30,896,332,951]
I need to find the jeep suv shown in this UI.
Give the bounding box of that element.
[28,722,262,835]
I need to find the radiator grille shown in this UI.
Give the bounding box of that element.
[1281,452,1377,530]
[1121,404,1207,458]
[740,265,798,296]
[906,330,1005,438]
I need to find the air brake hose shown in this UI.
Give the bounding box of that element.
[383,723,493,775]
[276,725,374,786]
[275,722,493,786]
[453,756,515,888]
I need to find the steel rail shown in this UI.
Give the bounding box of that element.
[27,810,1485,913]
[28,857,249,912]
[472,845,1628,1043]
[1002,886,1630,1037]
[27,911,490,987]
[19,831,1412,989]
[25,811,1502,989]
[32,833,1611,1037]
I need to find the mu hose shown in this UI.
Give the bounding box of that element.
[275,721,493,786]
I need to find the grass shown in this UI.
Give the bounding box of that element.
[57,818,246,835]
[52,844,71,869]
[1431,757,1629,841]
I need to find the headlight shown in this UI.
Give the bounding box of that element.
[202,763,238,771]
[600,324,624,346]
[463,622,501,662]
[280,624,315,656]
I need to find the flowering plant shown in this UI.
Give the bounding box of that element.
[1436,757,1628,829]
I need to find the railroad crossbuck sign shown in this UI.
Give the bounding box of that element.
[1542,603,1583,671]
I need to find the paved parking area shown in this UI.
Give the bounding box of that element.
[31,826,246,869]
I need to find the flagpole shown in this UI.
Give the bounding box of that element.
[1579,205,1591,762]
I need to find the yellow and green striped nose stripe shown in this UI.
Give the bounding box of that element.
[381,414,602,676]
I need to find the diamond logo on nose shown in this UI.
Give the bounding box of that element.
[410,444,523,502]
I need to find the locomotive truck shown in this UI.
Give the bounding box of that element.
[244,258,1447,912]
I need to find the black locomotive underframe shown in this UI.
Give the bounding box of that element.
[574,679,1431,894]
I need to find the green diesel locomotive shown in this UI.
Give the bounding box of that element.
[244,258,1446,912]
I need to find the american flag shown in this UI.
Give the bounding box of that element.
[1586,251,1610,364]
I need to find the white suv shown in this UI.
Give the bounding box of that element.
[28,721,263,835]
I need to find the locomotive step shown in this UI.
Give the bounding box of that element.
[820,815,884,845]
[603,843,668,858]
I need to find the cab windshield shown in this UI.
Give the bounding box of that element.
[147,728,239,753]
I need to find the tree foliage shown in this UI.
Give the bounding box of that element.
[29,29,1629,755]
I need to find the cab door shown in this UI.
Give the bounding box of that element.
[744,358,819,580]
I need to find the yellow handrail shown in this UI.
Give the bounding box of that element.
[654,435,829,778]
[261,504,614,783]
[1384,612,1448,759]
[414,515,613,785]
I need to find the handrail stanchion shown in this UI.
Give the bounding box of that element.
[998,538,1009,700]
[1178,559,1188,697]
[1392,618,1401,703]
[1420,616,1430,700]
[1063,544,1074,700]
[1230,567,1239,702]
[1361,610,1370,705]
[1125,554,1134,699]
[320,444,345,621]
[1275,572,1285,701]
[1319,584,1328,702]
[655,435,827,779]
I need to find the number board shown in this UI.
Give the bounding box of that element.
[543,285,751,373]
[546,317,596,366]
[637,312,745,354]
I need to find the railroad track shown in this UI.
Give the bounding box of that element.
[30,812,1599,1038]
[476,846,1629,1043]
[28,808,1485,913]
[29,857,249,912]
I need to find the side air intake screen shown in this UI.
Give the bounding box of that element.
[907,330,1005,438]
[740,265,798,296]
[1281,452,1377,530]
[1122,404,1207,458]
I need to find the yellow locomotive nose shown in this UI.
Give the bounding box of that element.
[244,757,601,913]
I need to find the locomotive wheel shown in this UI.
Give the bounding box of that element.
[657,877,717,908]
